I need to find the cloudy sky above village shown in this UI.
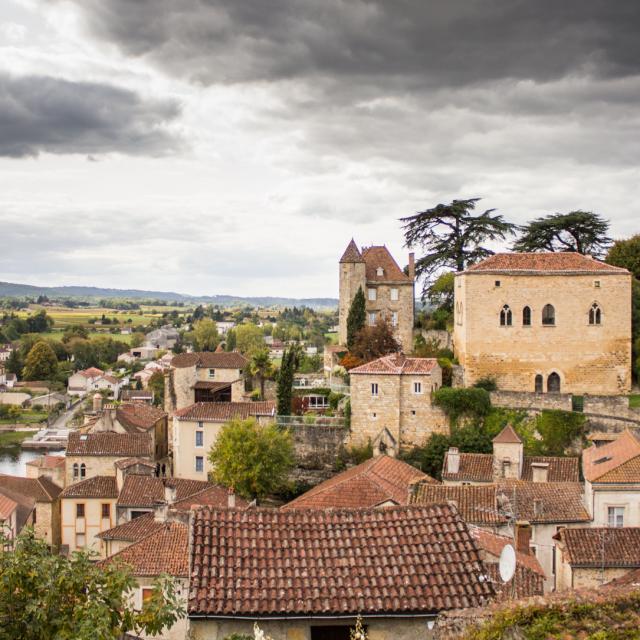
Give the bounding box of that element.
[1,1,639,298]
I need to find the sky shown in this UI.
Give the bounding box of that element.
[1,0,639,298]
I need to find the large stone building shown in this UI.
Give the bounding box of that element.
[349,354,446,453]
[453,252,632,395]
[338,240,415,353]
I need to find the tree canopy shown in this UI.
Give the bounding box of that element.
[276,346,299,415]
[250,348,274,400]
[191,318,220,351]
[0,529,183,640]
[513,210,612,257]
[208,418,295,499]
[346,286,366,349]
[400,198,515,297]
[606,234,640,279]
[235,324,265,356]
[350,318,400,362]
[22,341,58,380]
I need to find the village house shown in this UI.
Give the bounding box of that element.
[67,367,104,396]
[120,389,154,404]
[349,354,447,454]
[442,424,580,485]
[0,344,13,362]
[555,527,640,591]
[165,351,248,412]
[0,363,16,390]
[25,454,65,488]
[0,491,23,543]
[0,474,62,546]
[187,505,494,640]
[453,252,632,395]
[172,401,275,480]
[338,240,415,353]
[582,429,640,527]
[144,325,179,350]
[282,454,435,510]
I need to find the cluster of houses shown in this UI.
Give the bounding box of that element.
[0,243,639,639]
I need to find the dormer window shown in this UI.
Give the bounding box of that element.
[376,267,384,277]
[208,368,215,378]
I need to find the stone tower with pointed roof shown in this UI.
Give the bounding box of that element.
[338,240,415,352]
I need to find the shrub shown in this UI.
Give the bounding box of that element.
[473,376,497,392]
[327,392,344,410]
[433,387,492,425]
[533,409,586,456]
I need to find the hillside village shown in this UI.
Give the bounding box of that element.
[1,214,640,639]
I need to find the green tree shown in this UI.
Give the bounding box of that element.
[513,210,611,257]
[208,418,294,499]
[0,529,183,640]
[351,318,400,362]
[235,324,265,356]
[192,318,219,351]
[22,341,58,381]
[250,349,273,400]
[401,198,516,296]
[276,347,298,416]
[148,371,165,407]
[225,328,237,351]
[606,234,640,279]
[427,271,455,313]
[70,339,99,370]
[346,286,366,349]
[130,331,146,348]
[5,348,22,376]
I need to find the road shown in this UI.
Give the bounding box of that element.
[50,399,84,430]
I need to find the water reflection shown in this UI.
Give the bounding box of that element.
[0,447,65,476]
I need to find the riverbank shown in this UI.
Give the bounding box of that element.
[0,430,33,447]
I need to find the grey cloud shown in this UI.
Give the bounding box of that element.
[0,73,181,157]
[64,0,640,86]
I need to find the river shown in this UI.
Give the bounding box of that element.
[0,446,65,476]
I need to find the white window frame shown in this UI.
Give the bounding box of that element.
[608,506,625,528]
[368,312,376,326]
[390,288,399,301]
[195,456,204,473]
[371,383,379,397]
[368,288,377,301]
[413,381,422,394]
[208,369,216,378]
[195,430,204,448]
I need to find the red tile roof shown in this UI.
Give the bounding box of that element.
[25,455,66,470]
[174,401,275,422]
[604,567,640,589]
[171,352,248,369]
[583,430,640,483]
[283,455,434,510]
[349,353,438,375]
[466,252,628,274]
[0,474,62,502]
[362,246,412,283]
[117,477,215,508]
[492,424,522,444]
[0,493,17,519]
[101,521,189,577]
[60,476,118,499]
[66,431,152,458]
[521,456,580,483]
[116,403,167,432]
[79,367,104,378]
[557,527,640,568]
[97,512,162,542]
[442,453,494,482]
[339,239,364,263]
[471,528,545,577]
[189,505,494,617]
[114,457,157,470]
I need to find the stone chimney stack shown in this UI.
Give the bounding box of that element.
[515,521,532,555]
[446,447,460,475]
[408,252,415,280]
[228,488,236,509]
[164,481,177,505]
[153,500,168,523]
[92,393,103,413]
[531,462,549,483]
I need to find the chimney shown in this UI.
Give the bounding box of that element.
[153,500,168,523]
[531,462,549,483]
[446,447,460,475]
[228,488,236,509]
[408,252,415,280]
[92,393,103,413]
[533,499,543,518]
[164,481,177,505]
[515,521,532,555]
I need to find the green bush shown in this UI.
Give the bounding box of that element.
[473,376,497,392]
[327,391,344,410]
[533,410,586,456]
[434,387,492,425]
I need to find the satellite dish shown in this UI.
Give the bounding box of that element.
[499,544,516,582]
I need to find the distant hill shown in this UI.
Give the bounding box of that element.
[0,281,338,309]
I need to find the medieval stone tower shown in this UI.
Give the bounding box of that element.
[338,239,367,346]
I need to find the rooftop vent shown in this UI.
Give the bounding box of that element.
[594,456,612,465]
[79,434,88,441]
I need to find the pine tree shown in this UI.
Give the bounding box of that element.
[346,286,366,349]
[276,348,295,416]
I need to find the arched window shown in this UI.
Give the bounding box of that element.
[73,463,79,479]
[542,304,555,326]
[589,303,602,325]
[500,305,512,326]
[547,372,561,393]
[523,306,531,326]
[80,463,86,479]
[535,374,543,393]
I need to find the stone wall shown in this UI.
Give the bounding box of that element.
[420,329,453,351]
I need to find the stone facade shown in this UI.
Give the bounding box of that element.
[349,358,447,452]
[61,495,117,554]
[65,455,122,487]
[453,253,632,395]
[338,240,415,353]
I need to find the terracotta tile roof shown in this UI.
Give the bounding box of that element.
[66,431,152,458]
[496,481,590,524]
[117,477,215,508]
[349,353,438,375]
[466,252,628,274]
[116,403,167,432]
[78,367,104,378]
[192,381,234,391]
[0,493,17,519]
[171,352,248,369]
[25,455,65,470]
[442,453,494,482]
[339,239,364,263]
[101,374,119,384]
[189,505,494,617]
[470,528,545,577]
[0,474,62,502]
[60,476,118,499]
[97,512,162,542]
[282,455,434,510]
[0,485,35,531]
[442,453,580,483]
[492,424,522,444]
[410,483,506,525]
[521,456,580,482]
[583,431,640,483]
[557,527,640,568]
[101,521,189,577]
[172,485,248,511]
[120,389,153,402]
[604,567,640,589]
[114,457,157,470]
[362,245,412,283]
[174,401,275,422]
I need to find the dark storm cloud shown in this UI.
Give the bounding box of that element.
[64,0,640,86]
[0,73,181,157]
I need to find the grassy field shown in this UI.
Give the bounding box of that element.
[324,331,338,345]
[0,430,35,445]
[46,330,134,344]
[0,411,47,426]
